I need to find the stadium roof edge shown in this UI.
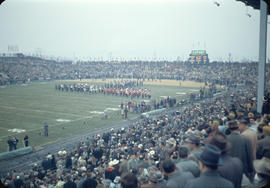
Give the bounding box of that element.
[235,0,270,14]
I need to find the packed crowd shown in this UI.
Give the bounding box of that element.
[0,55,267,87]
[1,55,270,188]
[1,83,270,188]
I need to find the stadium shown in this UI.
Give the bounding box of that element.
[0,0,270,188]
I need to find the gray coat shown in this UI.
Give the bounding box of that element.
[257,135,270,159]
[165,170,194,188]
[218,154,243,188]
[227,132,254,176]
[184,170,234,188]
[176,159,200,177]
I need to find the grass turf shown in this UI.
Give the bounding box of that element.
[0,80,200,153]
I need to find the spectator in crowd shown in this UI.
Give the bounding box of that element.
[239,119,258,160]
[176,146,200,178]
[82,173,97,188]
[262,93,270,115]
[162,159,194,188]
[63,175,77,188]
[120,173,138,188]
[141,166,165,188]
[184,144,234,188]
[252,157,270,188]
[186,135,202,156]
[65,154,72,169]
[14,175,24,188]
[227,120,254,183]
[257,126,270,159]
[206,132,243,188]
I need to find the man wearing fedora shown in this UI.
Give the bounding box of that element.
[239,119,258,160]
[206,133,243,188]
[227,120,254,183]
[184,144,234,188]
[257,126,270,160]
[120,173,138,188]
[252,157,270,188]
[162,159,194,188]
[176,146,200,178]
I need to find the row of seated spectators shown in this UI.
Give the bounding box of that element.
[1,85,270,188]
[0,55,267,87]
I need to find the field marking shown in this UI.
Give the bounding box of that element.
[176,92,186,95]
[56,119,71,122]
[0,105,87,118]
[8,128,26,133]
[0,127,9,131]
[0,114,100,139]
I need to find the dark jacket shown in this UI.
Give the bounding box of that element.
[176,159,200,178]
[184,170,234,188]
[257,135,270,159]
[165,170,194,188]
[63,181,77,188]
[227,132,254,176]
[218,154,243,188]
[82,178,97,188]
[65,156,72,169]
[14,179,24,188]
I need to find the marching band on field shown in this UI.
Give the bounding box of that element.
[55,80,151,99]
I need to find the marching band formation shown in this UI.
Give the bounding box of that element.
[55,80,152,99]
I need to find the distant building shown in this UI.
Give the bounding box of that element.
[188,50,209,65]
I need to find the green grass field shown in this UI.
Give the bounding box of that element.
[0,81,199,153]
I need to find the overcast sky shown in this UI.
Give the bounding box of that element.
[0,0,268,61]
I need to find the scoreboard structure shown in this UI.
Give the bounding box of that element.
[188,50,209,65]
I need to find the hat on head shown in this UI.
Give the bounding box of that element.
[248,112,254,118]
[194,144,223,167]
[263,126,270,135]
[108,159,119,167]
[47,154,52,159]
[213,120,219,126]
[227,120,238,130]
[80,166,87,172]
[228,112,236,120]
[205,133,231,153]
[166,138,176,146]
[238,109,245,113]
[186,135,200,145]
[253,157,270,176]
[239,119,249,126]
[148,167,164,183]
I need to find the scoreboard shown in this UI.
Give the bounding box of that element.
[188,50,209,65]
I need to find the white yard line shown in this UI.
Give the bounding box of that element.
[0,127,9,130]
[0,114,100,139]
[0,105,86,118]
